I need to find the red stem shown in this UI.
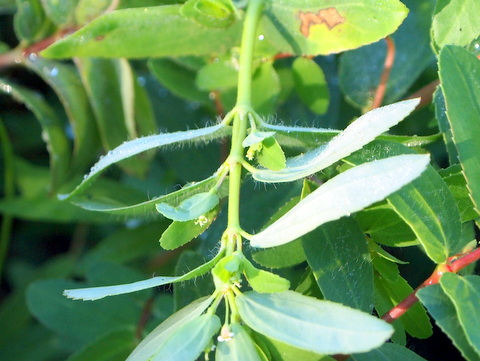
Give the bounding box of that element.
[370,37,395,110]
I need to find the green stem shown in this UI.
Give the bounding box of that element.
[226,0,264,243]
[0,118,14,280]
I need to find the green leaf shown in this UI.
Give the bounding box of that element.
[150,313,220,361]
[355,204,418,247]
[26,279,142,346]
[347,141,464,263]
[160,206,219,250]
[0,78,70,189]
[148,58,210,103]
[156,191,220,221]
[432,0,480,50]
[434,88,459,165]
[249,154,430,248]
[292,57,329,114]
[253,99,420,183]
[41,5,242,58]
[251,61,281,115]
[236,291,393,354]
[339,0,435,108]
[74,0,110,24]
[440,45,480,214]
[417,284,480,361]
[126,296,215,361]
[242,257,290,293]
[196,56,238,91]
[180,0,236,28]
[59,123,228,200]
[302,218,373,312]
[351,342,428,361]
[66,328,136,361]
[439,273,480,356]
[216,323,263,361]
[439,165,480,222]
[63,250,224,300]
[256,136,286,171]
[14,0,51,42]
[259,0,408,56]
[253,239,306,269]
[41,0,76,26]
[375,276,432,339]
[24,56,100,173]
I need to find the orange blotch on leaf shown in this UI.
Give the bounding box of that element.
[299,8,345,37]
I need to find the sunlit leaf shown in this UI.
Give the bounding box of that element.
[156,191,219,222]
[292,57,329,114]
[249,154,429,248]
[41,0,76,26]
[236,291,393,354]
[253,99,420,183]
[242,257,290,293]
[180,0,236,28]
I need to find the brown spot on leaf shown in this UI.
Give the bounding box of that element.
[299,8,345,37]
[95,35,105,41]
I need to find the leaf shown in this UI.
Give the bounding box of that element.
[24,56,100,173]
[249,154,430,248]
[339,0,435,108]
[439,273,480,356]
[196,56,238,91]
[66,328,136,361]
[0,78,70,189]
[74,0,111,24]
[41,0,76,26]
[160,206,219,250]
[432,0,480,50]
[26,279,142,346]
[252,98,420,183]
[41,5,242,58]
[417,284,480,361]
[302,218,374,312]
[259,0,409,56]
[180,0,236,28]
[242,257,290,293]
[148,58,210,103]
[63,250,224,300]
[251,61,281,115]
[440,45,480,214]
[434,88,458,165]
[292,57,329,114]
[151,314,220,361]
[59,123,228,200]
[14,0,51,42]
[126,296,215,361]
[351,342,428,361]
[156,191,220,221]
[375,276,432,339]
[256,136,286,171]
[236,291,393,354]
[354,204,418,247]
[253,239,306,269]
[216,323,263,361]
[347,141,464,264]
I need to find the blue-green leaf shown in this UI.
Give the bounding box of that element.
[156,191,219,222]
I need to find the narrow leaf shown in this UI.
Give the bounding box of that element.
[63,250,224,300]
[156,192,219,222]
[249,154,430,248]
[351,342,428,361]
[253,99,420,183]
[242,257,290,293]
[440,45,480,214]
[440,273,480,356]
[236,291,393,355]
[60,123,228,200]
[126,296,215,361]
[216,323,263,361]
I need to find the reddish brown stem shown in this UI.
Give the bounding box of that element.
[370,37,395,110]
[135,296,154,340]
[273,53,294,60]
[406,79,440,109]
[450,247,480,273]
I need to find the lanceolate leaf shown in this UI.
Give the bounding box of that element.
[351,342,428,361]
[440,45,480,214]
[151,313,221,361]
[63,250,225,300]
[439,273,480,356]
[249,154,430,248]
[59,123,229,200]
[259,0,408,56]
[126,296,215,361]
[253,99,420,183]
[417,284,480,361]
[156,191,220,221]
[41,5,242,58]
[236,291,393,354]
[241,257,290,293]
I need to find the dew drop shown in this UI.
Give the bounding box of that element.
[28,53,38,61]
[258,34,265,41]
[0,84,12,94]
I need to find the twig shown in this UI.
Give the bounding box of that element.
[406,79,440,109]
[370,37,395,110]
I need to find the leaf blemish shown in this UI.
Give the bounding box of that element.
[298,8,345,37]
